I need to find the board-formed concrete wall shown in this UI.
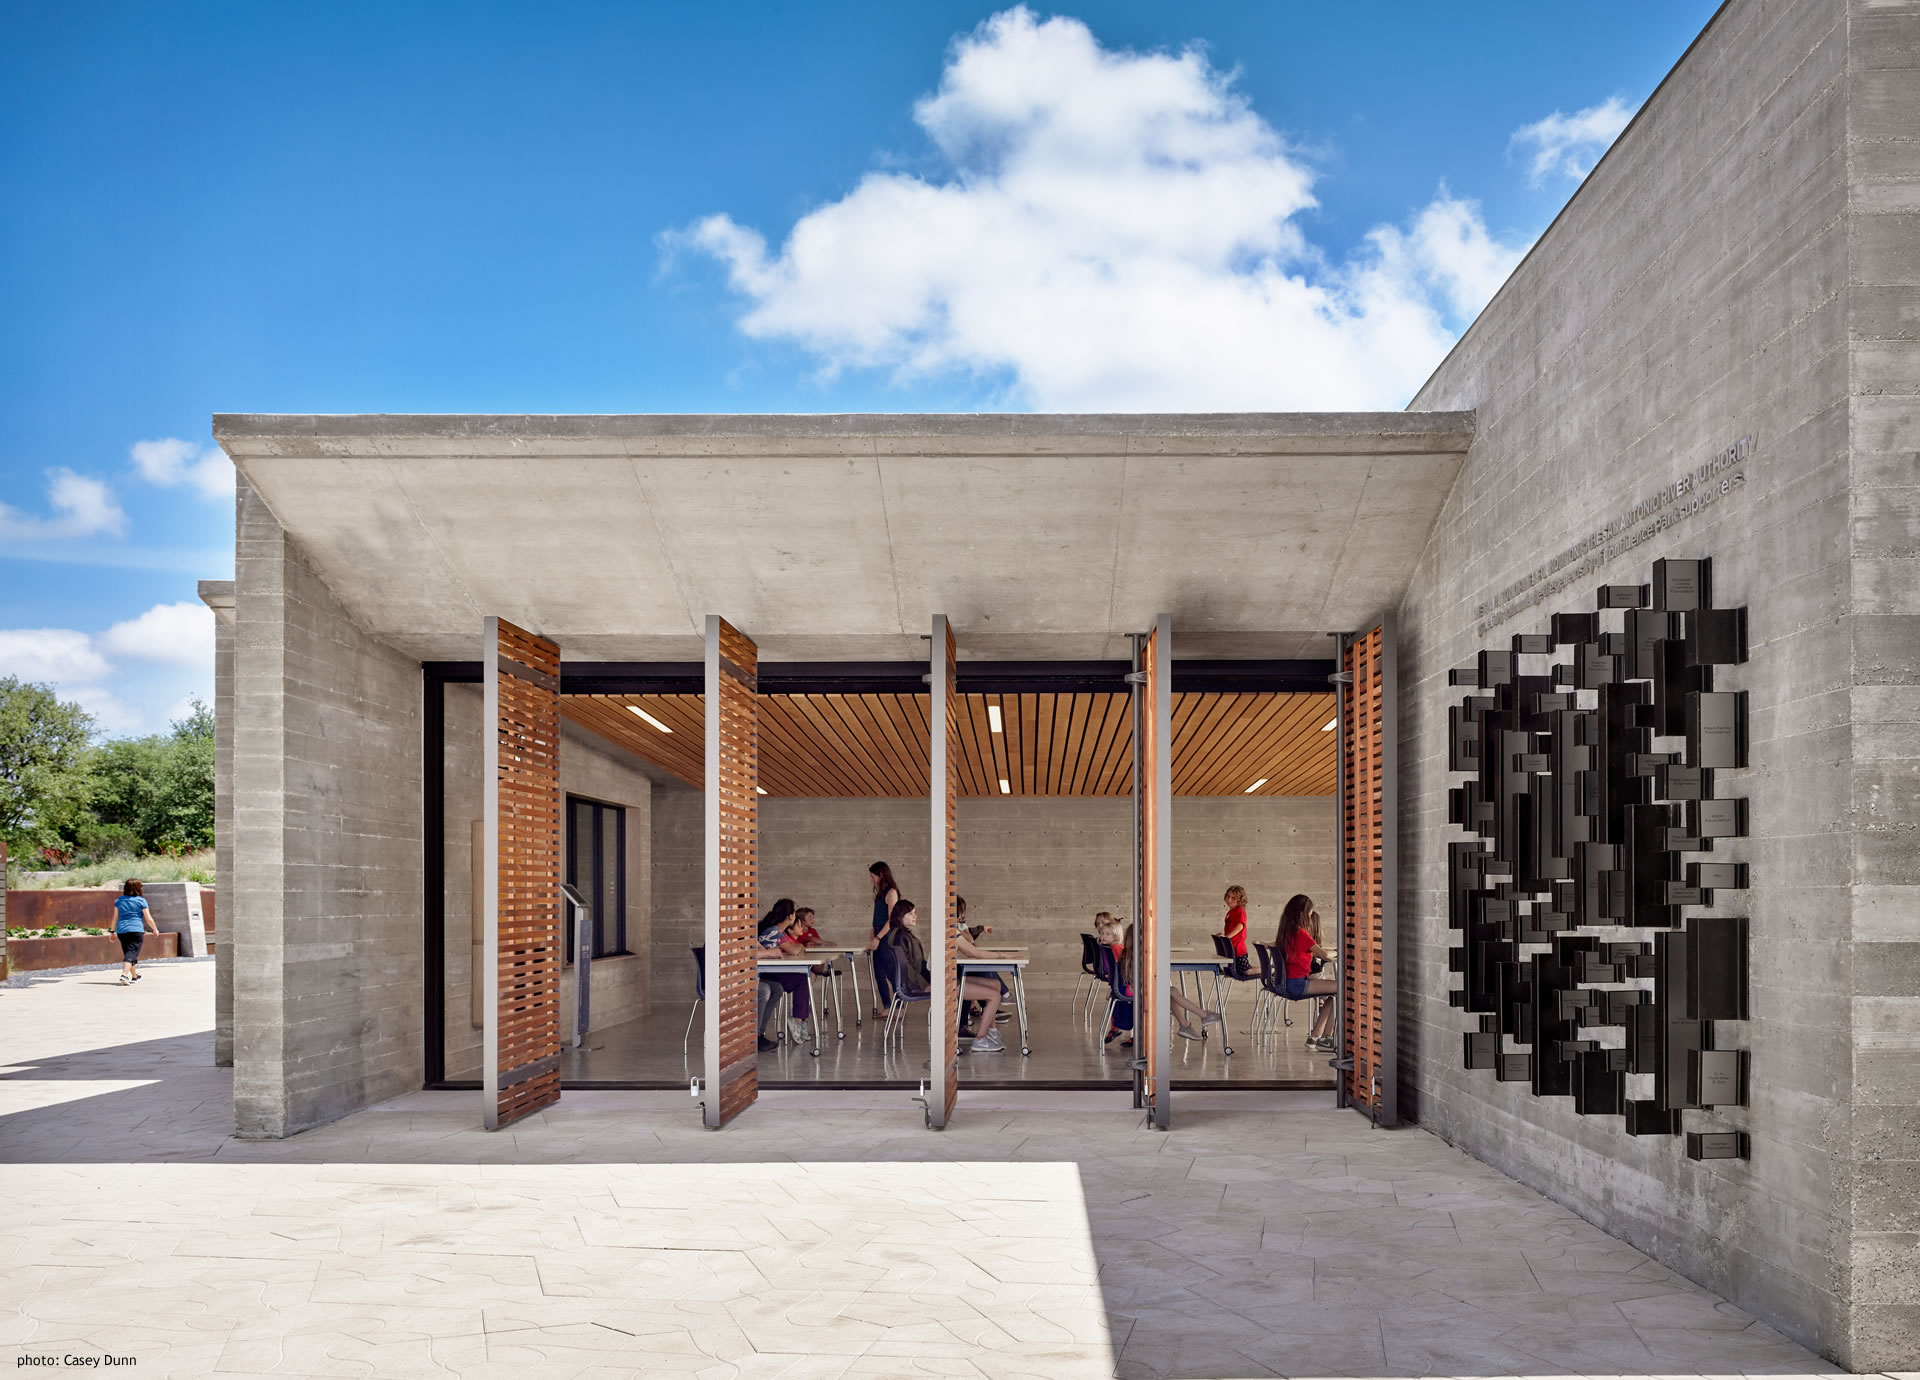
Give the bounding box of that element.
[440,689,654,1081]
[1843,2,1920,1364]
[231,479,423,1139]
[1400,0,1917,1367]
[649,790,1335,1008]
[200,579,235,1067]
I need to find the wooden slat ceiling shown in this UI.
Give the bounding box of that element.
[562,691,1336,797]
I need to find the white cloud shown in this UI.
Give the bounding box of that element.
[98,601,215,668]
[0,602,216,737]
[1510,96,1637,187]
[0,469,128,541]
[0,629,112,683]
[669,7,1529,412]
[131,436,234,500]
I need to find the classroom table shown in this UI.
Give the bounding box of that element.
[756,954,828,1056]
[955,953,1032,1056]
[1167,952,1238,1056]
[793,941,872,1033]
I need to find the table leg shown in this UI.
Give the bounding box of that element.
[829,964,846,1039]
[1014,968,1030,1056]
[807,971,822,1056]
[1213,967,1234,1058]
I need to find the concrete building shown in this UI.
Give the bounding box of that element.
[201,0,1915,1368]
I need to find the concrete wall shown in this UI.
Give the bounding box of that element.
[649,790,1335,1007]
[1845,1,1920,1363]
[441,689,655,1080]
[230,479,423,1139]
[1399,0,1916,1367]
[202,580,235,1065]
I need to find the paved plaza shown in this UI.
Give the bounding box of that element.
[0,961,1883,1378]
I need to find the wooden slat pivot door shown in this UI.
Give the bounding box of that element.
[702,616,760,1130]
[1134,615,1172,1130]
[482,617,564,1131]
[928,615,960,1129]
[1339,616,1399,1126]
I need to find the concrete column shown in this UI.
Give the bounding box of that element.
[198,579,234,1066]
[1842,2,1920,1360]
[230,478,423,1138]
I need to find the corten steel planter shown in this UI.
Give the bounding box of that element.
[4,931,180,971]
[6,886,215,953]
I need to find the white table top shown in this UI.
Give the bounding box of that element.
[958,955,1029,968]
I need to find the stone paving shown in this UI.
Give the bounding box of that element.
[0,963,1887,1378]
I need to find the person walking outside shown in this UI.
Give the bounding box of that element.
[113,879,159,986]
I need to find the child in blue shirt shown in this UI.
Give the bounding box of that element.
[113,879,159,985]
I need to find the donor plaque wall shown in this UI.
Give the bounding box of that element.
[1446,556,1752,1160]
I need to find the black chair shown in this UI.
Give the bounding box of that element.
[873,941,927,1050]
[1100,951,1133,1045]
[1086,943,1117,1032]
[684,945,705,1052]
[1072,934,1101,1019]
[1252,941,1290,1047]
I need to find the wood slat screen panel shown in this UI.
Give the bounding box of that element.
[1340,622,1395,1122]
[483,618,563,1131]
[703,617,759,1129]
[929,616,960,1128]
[566,691,1335,798]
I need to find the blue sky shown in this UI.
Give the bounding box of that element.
[1,0,1719,735]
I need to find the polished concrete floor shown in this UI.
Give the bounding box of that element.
[549,979,1337,1089]
[0,963,1852,1377]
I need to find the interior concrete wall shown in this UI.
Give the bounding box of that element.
[230,479,423,1139]
[1399,0,1916,1367]
[648,791,1335,1008]
[1844,1,1920,1363]
[441,689,655,1081]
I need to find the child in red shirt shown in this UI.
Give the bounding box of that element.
[1277,894,1338,1050]
[1220,886,1252,979]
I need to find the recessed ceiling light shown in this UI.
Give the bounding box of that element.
[1244,778,1269,794]
[1322,718,1338,732]
[755,786,768,795]
[628,706,673,733]
[987,705,1003,733]
[998,778,1011,795]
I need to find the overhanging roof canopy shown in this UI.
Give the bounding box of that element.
[213,412,1472,662]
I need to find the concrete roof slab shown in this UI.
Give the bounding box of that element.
[212,413,1472,662]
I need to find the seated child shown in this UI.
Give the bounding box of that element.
[1220,885,1253,979]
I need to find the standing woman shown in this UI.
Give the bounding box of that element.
[865,861,901,1018]
[1276,894,1339,1050]
[112,879,159,986]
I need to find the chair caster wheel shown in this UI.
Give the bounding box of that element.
[1224,1046,1236,1057]
[837,1032,846,1040]
[1021,1047,1031,1057]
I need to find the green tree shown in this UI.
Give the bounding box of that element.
[154,700,214,850]
[84,699,216,855]
[0,677,95,858]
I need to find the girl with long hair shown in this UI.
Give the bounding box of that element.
[756,898,814,1050]
[1107,923,1222,1046]
[865,861,902,1017]
[1276,894,1338,1049]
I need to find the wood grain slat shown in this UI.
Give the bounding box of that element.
[1342,628,1385,1116]
[486,618,562,1131]
[565,690,1333,798]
